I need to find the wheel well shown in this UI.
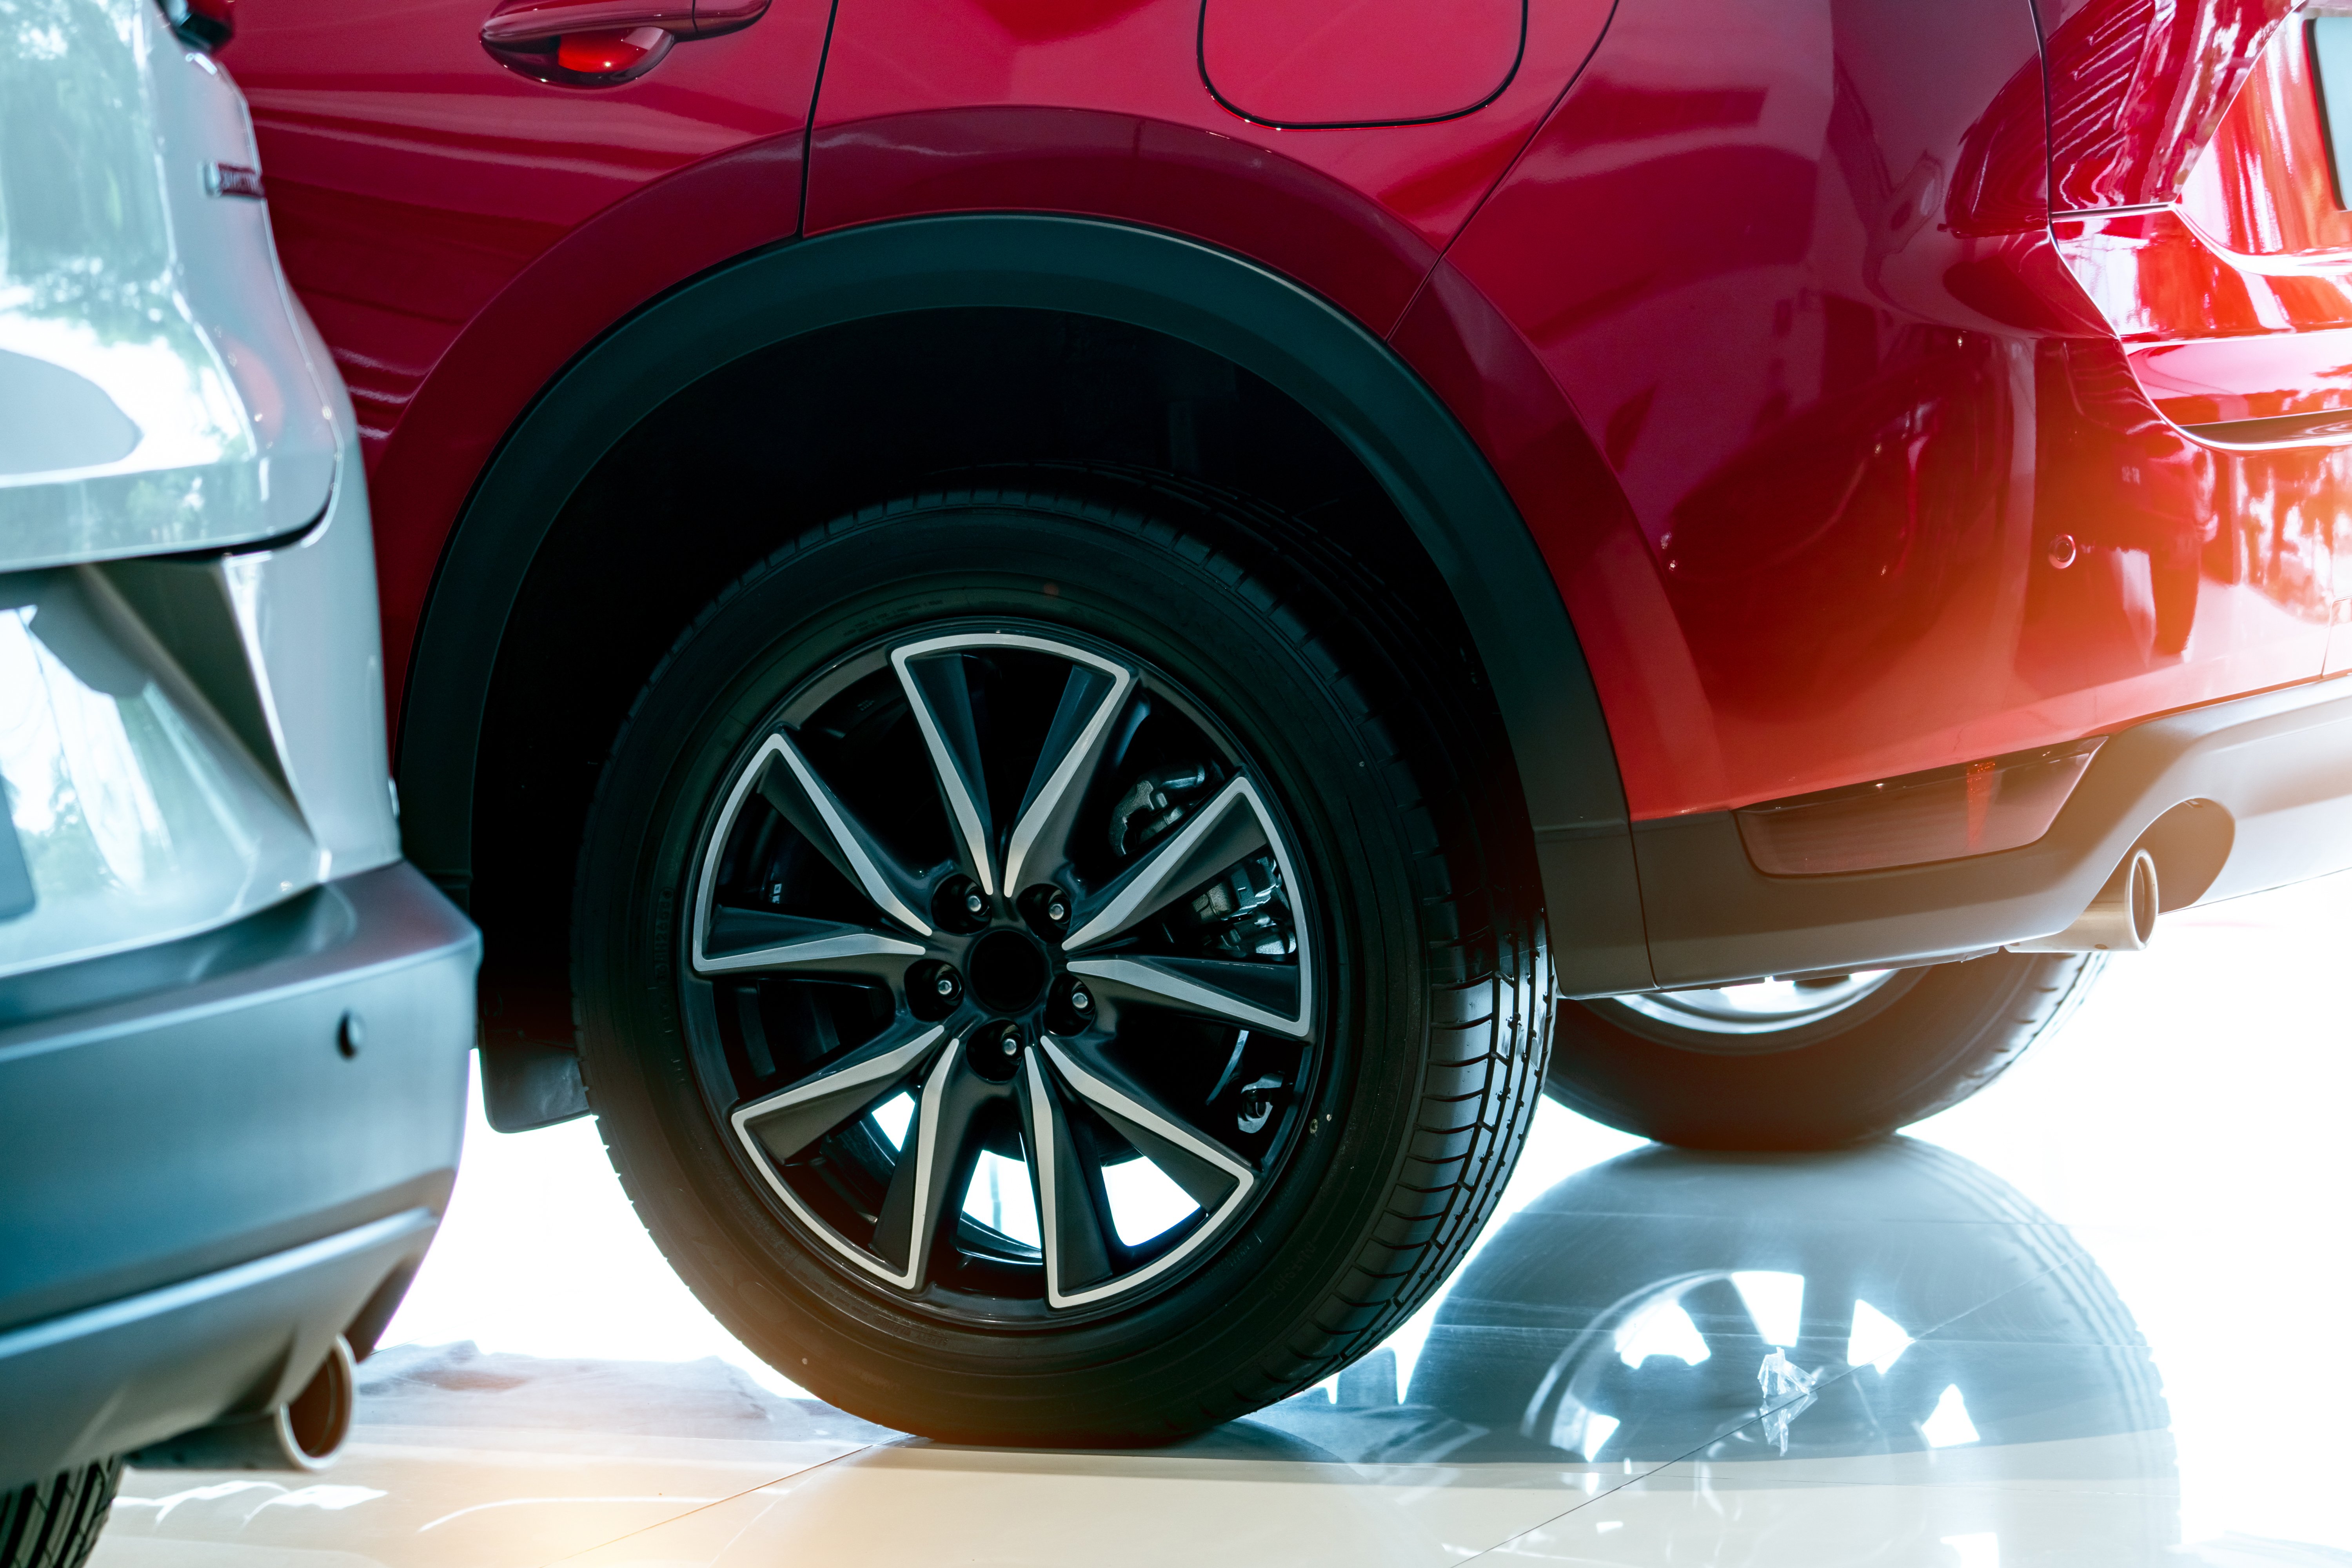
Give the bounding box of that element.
[467,307,1480,1057]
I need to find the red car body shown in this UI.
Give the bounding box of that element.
[220,0,2352,1097]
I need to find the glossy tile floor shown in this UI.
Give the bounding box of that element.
[94,875,2352,1566]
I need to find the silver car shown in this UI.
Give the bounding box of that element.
[0,0,478,1559]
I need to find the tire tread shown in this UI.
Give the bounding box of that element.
[0,1461,122,1568]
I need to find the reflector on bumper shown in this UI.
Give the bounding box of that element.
[1734,739,2105,877]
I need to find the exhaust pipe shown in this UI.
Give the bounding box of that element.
[2009,847,2159,954]
[131,1334,355,1472]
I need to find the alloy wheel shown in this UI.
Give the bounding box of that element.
[1612,972,1903,1041]
[681,627,1318,1322]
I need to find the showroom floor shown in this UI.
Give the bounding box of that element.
[90,875,2352,1567]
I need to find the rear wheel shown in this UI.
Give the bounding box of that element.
[0,1459,121,1568]
[1545,952,2104,1149]
[573,474,1549,1443]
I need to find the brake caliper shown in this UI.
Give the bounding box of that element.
[1186,856,1295,959]
[1108,763,1214,857]
[1110,763,1296,959]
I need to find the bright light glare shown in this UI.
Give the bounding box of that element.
[870,1093,914,1151]
[1101,1156,1199,1246]
[1848,1298,1913,1374]
[1714,972,1890,1015]
[1731,1270,1804,1348]
[1941,1534,2000,1568]
[1615,1298,1711,1368]
[961,1151,1040,1246]
[1923,1383,1980,1447]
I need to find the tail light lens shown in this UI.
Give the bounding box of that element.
[2041,0,2296,211]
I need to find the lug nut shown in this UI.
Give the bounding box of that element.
[935,972,959,998]
[1019,885,1072,934]
[1070,985,1092,1013]
[933,875,991,932]
[969,1022,1026,1081]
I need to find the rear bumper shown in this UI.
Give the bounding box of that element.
[1612,674,2352,992]
[0,863,477,1485]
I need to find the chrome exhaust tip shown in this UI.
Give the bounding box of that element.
[130,1334,356,1472]
[2009,847,2159,954]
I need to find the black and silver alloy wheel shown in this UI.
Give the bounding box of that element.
[1602,970,1910,1048]
[688,628,1316,1319]
[574,475,1550,1443]
[1547,951,2106,1150]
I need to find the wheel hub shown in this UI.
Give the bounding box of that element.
[966,928,1051,1013]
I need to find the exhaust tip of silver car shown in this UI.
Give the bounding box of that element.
[131,1334,356,1472]
[2009,847,2159,954]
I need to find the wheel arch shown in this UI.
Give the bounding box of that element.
[400,214,1649,1125]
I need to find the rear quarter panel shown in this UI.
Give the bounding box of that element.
[1444,0,2333,821]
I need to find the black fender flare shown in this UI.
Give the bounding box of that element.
[400,213,1650,1019]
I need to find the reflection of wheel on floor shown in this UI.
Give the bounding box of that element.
[574,474,1549,1443]
[1413,1139,2170,1467]
[1544,952,2105,1149]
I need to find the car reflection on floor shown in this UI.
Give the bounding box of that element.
[89,1141,2177,1568]
[1266,1139,2179,1562]
[91,876,2352,1566]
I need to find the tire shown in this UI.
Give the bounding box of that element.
[1546,951,2104,1149]
[0,1460,122,1568]
[572,470,1550,1444]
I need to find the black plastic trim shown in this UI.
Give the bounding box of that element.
[479,1038,592,1132]
[399,214,1647,1047]
[1631,675,2352,989]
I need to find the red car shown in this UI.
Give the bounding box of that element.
[220,0,2352,1442]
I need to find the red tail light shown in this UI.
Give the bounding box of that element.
[2041,0,2297,211]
